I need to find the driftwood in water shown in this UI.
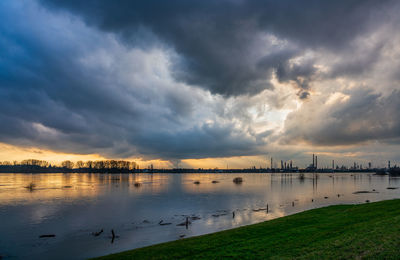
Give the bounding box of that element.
[39,234,55,238]
[212,180,219,183]
[212,213,227,217]
[25,182,36,191]
[160,223,172,226]
[92,229,103,236]
[177,217,191,229]
[111,229,119,243]
[159,220,172,226]
[353,190,379,194]
[253,208,268,212]
[193,181,200,185]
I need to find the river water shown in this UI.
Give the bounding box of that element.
[0,172,399,259]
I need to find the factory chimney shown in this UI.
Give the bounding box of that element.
[271,157,273,169]
[313,154,315,168]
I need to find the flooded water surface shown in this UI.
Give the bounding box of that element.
[1,172,400,259]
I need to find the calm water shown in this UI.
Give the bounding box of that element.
[0,172,399,259]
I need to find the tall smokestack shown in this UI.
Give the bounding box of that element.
[313,154,315,167]
[271,157,273,169]
[388,161,391,169]
[332,160,334,170]
[315,156,318,169]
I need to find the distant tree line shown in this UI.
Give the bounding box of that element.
[0,159,138,173]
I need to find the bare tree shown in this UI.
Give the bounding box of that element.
[61,160,74,169]
[76,161,84,169]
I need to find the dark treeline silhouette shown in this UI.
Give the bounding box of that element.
[0,159,138,173]
[0,159,389,174]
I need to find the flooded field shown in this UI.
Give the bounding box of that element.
[0,172,399,259]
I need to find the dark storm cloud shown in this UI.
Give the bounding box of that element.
[2,0,400,163]
[328,42,386,79]
[0,1,266,160]
[40,0,393,96]
[131,123,266,159]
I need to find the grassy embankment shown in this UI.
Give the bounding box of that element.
[96,199,400,259]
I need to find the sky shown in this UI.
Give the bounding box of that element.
[0,0,400,168]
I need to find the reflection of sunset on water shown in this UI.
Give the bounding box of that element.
[0,173,174,206]
[0,173,101,205]
[1,172,400,259]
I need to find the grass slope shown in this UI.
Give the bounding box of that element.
[95,199,400,259]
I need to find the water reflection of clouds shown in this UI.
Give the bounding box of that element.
[1,172,400,259]
[127,174,171,194]
[1,172,395,206]
[30,204,60,225]
[181,173,274,194]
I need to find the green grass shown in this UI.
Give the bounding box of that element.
[95,199,400,259]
